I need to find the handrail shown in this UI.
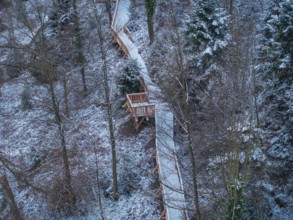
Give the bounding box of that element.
[133,104,155,116]
[111,0,120,29]
[110,0,134,57]
[116,35,131,57]
[123,25,134,42]
[125,94,155,118]
[127,92,148,103]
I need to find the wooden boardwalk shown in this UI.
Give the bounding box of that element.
[107,0,188,219]
[155,106,188,220]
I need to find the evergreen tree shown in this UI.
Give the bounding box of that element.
[257,0,293,81]
[144,0,156,44]
[185,0,230,69]
[118,59,141,95]
[256,0,293,160]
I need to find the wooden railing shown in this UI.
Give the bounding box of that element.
[127,92,148,103]
[123,26,133,42]
[111,0,120,28]
[124,92,155,118]
[110,0,134,57]
[110,26,131,57]
[133,104,155,117]
[125,102,155,118]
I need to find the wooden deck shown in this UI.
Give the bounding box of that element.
[123,92,155,130]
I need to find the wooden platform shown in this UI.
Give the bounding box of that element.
[123,92,155,130]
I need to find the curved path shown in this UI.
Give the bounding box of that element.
[111,0,159,100]
[110,1,188,219]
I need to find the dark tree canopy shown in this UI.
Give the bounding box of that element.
[257,0,293,81]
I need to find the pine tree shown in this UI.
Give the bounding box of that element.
[185,0,230,69]
[144,0,156,44]
[118,59,141,95]
[256,0,293,159]
[257,0,293,81]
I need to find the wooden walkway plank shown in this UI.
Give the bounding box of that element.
[155,106,188,220]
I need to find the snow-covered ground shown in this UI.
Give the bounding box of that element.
[1,0,292,219]
[0,0,162,219]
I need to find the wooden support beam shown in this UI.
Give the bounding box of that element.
[149,128,156,137]
[159,209,167,220]
[134,116,145,131]
[153,164,159,174]
[156,184,162,196]
[151,151,156,159]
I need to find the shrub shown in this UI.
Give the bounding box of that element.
[5,52,24,79]
[21,86,33,110]
[118,59,142,95]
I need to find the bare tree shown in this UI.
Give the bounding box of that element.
[49,79,76,208]
[150,1,202,218]
[0,175,22,220]
[93,4,119,200]
[105,0,113,25]
[72,0,88,94]
[30,34,77,210]
[23,1,77,211]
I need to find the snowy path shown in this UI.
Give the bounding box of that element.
[112,0,187,219]
[113,0,160,102]
[156,105,188,220]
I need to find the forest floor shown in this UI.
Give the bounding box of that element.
[0,0,292,219]
[0,1,162,219]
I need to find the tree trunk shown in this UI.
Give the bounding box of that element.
[0,175,22,220]
[63,74,70,118]
[187,122,201,220]
[147,16,154,44]
[94,8,119,200]
[252,69,260,127]
[169,2,201,217]
[0,155,48,195]
[105,0,112,26]
[72,0,87,94]
[93,143,105,220]
[49,82,76,208]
